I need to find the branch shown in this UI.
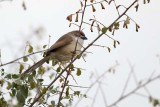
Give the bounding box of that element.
[0,50,46,67]
[74,63,118,107]
[57,73,69,107]
[79,0,87,31]
[107,75,160,107]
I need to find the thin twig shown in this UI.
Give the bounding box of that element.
[86,0,108,7]
[74,63,118,107]
[107,75,160,107]
[57,73,69,107]
[66,84,90,88]
[113,0,120,16]
[91,86,100,107]
[0,50,46,67]
[79,0,87,31]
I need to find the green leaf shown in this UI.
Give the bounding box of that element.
[56,66,61,72]
[69,64,74,70]
[38,66,45,74]
[59,78,64,83]
[102,27,107,33]
[32,70,36,77]
[30,81,36,89]
[43,45,47,49]
[51,100,55,106]
[74,91,80,97]
[0,97,7,107]
[20,85,28,98]
[114,22,119,30]
[28,75,33,82]
[7,82,12,90]
[12,82,18,89]
[153,99,159,106]
[38,79,44,82]
[16,85,28,106]
[76,68,81,76]
[42,87,47,94]
[107,47,111,53]
[11,89,16,96]
[5,74,11,79]
[66,87,69,98]
[12,74,19,79]
[19,64,24,73]
[28,45,33,53]
[23,56,28,62]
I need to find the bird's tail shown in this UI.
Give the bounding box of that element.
[21,57,49,78]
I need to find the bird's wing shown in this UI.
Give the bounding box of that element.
[46,34,73,55]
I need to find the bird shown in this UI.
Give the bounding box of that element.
[21,30,87,77]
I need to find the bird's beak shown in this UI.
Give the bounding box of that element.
[81,36,87,40]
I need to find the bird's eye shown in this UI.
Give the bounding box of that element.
[80,36,87,40]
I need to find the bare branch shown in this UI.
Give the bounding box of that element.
[0,50,46,67]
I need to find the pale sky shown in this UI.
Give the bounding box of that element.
[0,0,160,107]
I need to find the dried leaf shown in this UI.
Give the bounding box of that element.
[75,13,78,22]
[80,1,83,7]
[117,41,120,45]
[66,14,72,22]
[109,25,113,32]
[90,0,94,3]
[100,3,105,9]
[136,24,140,32]
[135,4,139,12]
[113,40,116,48]
[90,21,95,32]
[123,16,130,29]
[66,87,69,97]
[22,1,26,10]
[114,22,119,30]
[91,4,96,12]
[97,24,101,31]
